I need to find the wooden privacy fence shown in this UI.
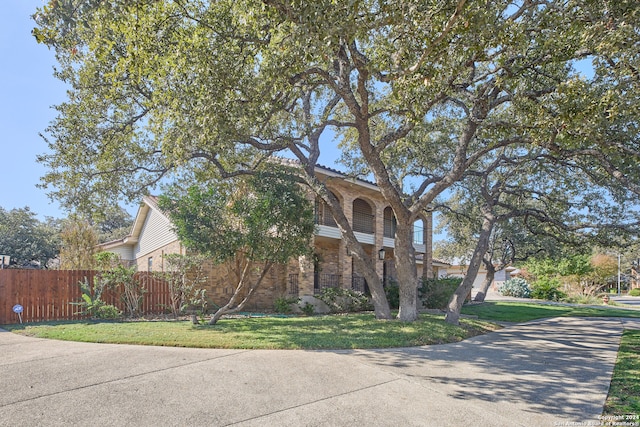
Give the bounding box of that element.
[0,269,171,324]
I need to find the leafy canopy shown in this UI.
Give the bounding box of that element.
[158,172,315,264]
[0,207,60,268]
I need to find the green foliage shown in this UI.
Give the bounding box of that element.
[93,251,122,270]
[525,253,621,297]
[32,0,640,321]
[384,280,400,309]
[71,277,121,319]
[629,289,640,297]
[59,216,99,270]
[315,288,372,313]
[525,254,592,279]
[419,278,463,310]
[93,304,123,320]
[159,172,315,266]
[189,289,209,319]
[300,302,315,316]
[155,254,209,318]
[160,172,315,323]
[93,253,144,317]
[94,206,134,243]
[498,278,531,299]
[530,277,567,301]
[562,294,603,305]
[0,206,60,268]
[106,266,142,317]
[274,296,298,314]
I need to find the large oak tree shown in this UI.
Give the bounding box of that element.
[34,0,640,322]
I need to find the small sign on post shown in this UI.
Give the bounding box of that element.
[12,304,23,324]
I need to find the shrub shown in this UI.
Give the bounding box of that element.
[498,278,531,298]
[419,277,462,309]
[384,279,400,309]
[71,277,115,318]
[300,302,315,316]
[94,304,122,319]
[274,296,299,314]
[562,294,602,305]
[530,277,566,301]
[629,288,640,297]
[156,254,208,318]
[315,287,372,313]
[108,266,145,317]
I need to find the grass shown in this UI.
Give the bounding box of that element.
[3,313,500,350]
[603,330,640,416]
[461,301,640,322]
[4,301,639,417]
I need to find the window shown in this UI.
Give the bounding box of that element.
[148,257,153,272]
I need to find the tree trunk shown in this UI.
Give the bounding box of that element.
[445,214,495,325]
[209,261,272,325]
[473,259,496,302]
[315,181,392,320]
[354,255,391,320]
[395,222,419,321]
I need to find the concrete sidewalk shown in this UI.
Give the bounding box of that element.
[1,316,638,426]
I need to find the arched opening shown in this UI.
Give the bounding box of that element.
[314,193,338,227]
[413,219,424,245]
[383,206,396,238]
[352,198,374,234]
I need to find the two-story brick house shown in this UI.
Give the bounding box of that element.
[99,164,434,310]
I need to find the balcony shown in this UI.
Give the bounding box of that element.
[314,201,337,227]
[353,198,374,234]
[352,211,374,234]
[413,225,424,245]
[384,217,396,238]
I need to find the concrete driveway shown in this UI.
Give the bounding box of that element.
[1,316,639,427]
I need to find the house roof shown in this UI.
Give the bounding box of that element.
[96,195,171,250]
[276,157,380,191]
[314,164,378,188]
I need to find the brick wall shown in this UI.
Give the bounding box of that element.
[136,240,184,273]
[124,171,433,309]
[198,259,288,311]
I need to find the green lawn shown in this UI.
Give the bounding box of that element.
[5,301,639,417]
[461,301,640,322]
[603,330,640,416]
[3,313,499,350]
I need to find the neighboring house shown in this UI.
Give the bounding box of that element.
[443,263,517,292]
[432,258,451,279]
[98,164,434,309]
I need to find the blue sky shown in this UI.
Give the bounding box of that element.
[1,1,68,219]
